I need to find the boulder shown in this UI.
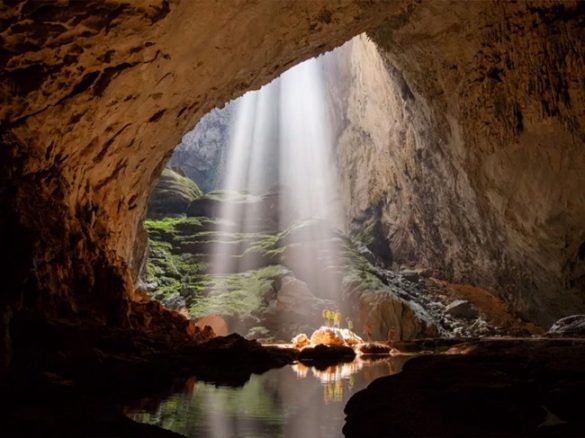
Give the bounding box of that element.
[195,315,229,337]
[298,344,356,368]
[291,333,310,349]
[310,327,346,346]
[309,326,364,347]
[147,168,202,218]
[445,300,479,319]
[548,314,585,336]
[359,342,392,355]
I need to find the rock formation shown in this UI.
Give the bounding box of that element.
[0,0,584,368]
[328,7,585,327]
[168,103,234,192]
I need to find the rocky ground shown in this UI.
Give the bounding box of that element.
[344,337,585,437]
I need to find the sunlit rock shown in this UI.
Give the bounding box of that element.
[359,343,392,355]
[309,326,364,347]
[194,315,228,337]
[291,333,310,349]
[310,327,346,346]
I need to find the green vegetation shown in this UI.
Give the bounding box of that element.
[353,222,375,246]
[143,185,390,338]
[189,265,287,319]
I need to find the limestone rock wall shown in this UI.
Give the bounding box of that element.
[168,103,234,192]
[334,3,585,326]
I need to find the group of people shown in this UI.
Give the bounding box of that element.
[321,308,399,346]
[322,308,353,331]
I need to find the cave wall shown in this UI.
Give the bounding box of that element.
[167,102,234,192]
[0,0,584,334]
[333,3,585,326]
[0,0,403,327]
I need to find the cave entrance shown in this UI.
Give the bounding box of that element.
[142,37,354,342]
[139,34,537,346]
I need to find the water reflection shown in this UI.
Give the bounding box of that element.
[129,356,410,438]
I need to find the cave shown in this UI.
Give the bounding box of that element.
[1,1,585,437]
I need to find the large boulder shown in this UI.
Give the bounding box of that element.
[445,300,479,320]
[548,315,585,336]
[147,168,202,218]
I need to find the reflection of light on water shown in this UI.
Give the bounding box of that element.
[292,358,366,383]
[128,356,412,438]
[291,357,404,403]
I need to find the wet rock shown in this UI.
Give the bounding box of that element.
[344,339,585,437]
[446,300,478,319]
[298,344,356,369]
[548,315,585,336]
[359,342,392,356]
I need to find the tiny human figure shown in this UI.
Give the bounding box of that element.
[322,308,329,326]
[387,327,397,348]
[346,317,354,332]
[326,309,334,327]
[365,324,373,341]
[334,311,342,328]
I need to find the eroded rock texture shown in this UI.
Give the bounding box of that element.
[0,0,584,363]
[0,0,401,351]
[333,5,585,326]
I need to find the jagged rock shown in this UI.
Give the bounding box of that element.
[548,315,585,336]
[446,300,479,320]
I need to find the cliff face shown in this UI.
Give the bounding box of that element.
[168,103,234,192]
[0,0,583,343]
[334,3,585,326]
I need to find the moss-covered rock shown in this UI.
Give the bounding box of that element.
[147,168,203,219]
[143,200,442,342]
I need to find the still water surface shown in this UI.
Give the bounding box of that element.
[129,356,410,438]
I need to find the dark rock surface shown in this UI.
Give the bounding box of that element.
[445,299,479,320]
[344,338,585,437]
[298,344,356,369]
[548,314,585,336]
[0,312,297,437]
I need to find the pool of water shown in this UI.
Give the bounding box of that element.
[128,355,411,438]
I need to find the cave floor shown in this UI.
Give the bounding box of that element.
[2,323,585,437]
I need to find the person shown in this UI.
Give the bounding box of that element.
[334,311,342,328]
[387,327,397,348]
[322,308,329,326]
[346,317,354,332]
